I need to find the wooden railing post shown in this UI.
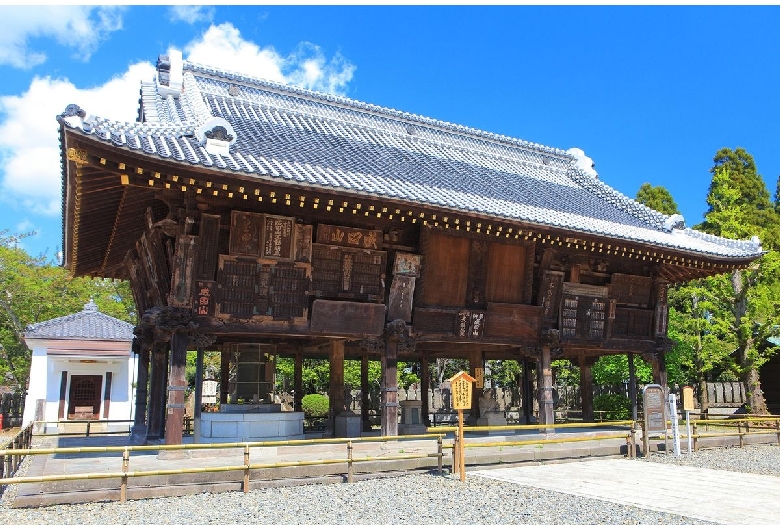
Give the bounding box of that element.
[437,435,443,474]
[243,444,250,493]
[347,441,354,483]
[452,431,459,475]
[85,421,91,437]
[692,424,698,452]
[121,447,129,503]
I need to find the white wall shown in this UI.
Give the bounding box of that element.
[22,339,136,430]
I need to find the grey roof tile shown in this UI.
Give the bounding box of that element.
[57,56,764,260]
[24,301,134,341]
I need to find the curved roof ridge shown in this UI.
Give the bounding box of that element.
[183,60,571,159]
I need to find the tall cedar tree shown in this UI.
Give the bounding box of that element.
[694,149,780,414]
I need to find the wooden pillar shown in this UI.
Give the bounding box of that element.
[579,356,595,423]
[220,347,230,406]
[628,353,638,422]
[420,355,430,427]
[329,340,346,421]
[164,328,188,445]
[361,354,372,431]
[103,372,113,419]
[522,359,534,424]
[294,350,303,413]
[538,346,555,428]
[193,346,204,443]
[58,370,68,420]
[381,331,399,437]
[469,350,482,423]
[652,353,668,391]
[146,342,167,440]
[132,343,151,438]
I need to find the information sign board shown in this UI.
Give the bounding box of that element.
[643,384,667,434]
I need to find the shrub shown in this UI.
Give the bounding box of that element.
[301,393,329,417]
[593,393,631,420]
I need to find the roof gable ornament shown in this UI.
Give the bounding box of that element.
[157,49,183,97]
[567,147,598,179]
[58,104,87,129]
[196,117,237,156]
[663,214,686,232]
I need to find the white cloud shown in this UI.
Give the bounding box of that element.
[0,62,156,215]
[184,23,356,94]
[168,6,215,25]
[0,6,125,69]
[0,21,355,220]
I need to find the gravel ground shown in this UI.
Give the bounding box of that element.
[0,438,777,525]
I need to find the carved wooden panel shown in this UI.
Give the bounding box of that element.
[263,215,295,260]
[270,263,311,319]
[457,309,485,339]
[419,232,469,307]
[215,255,310,321]
[484,303,542,340]
[195,214,221,281]
[612,308,654,338]
[609,273,653,306]
[466,240,488,308]
[316,223,381,250]
[168,234,197,308]
[309,300,386,335]
[294,224,313,263]
[229,211,264,257]
[392,253,422,277]
[388,275,416,323]
[311,244,386,302]
[194,280,216,316]
[538,271,564,325]
[412,307,458,334]
[560,283,609,341]
[485,241,527,304]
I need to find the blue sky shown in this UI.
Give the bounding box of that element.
[1,5,779,262]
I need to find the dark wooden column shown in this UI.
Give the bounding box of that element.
[579,355,595,423]
[164,327,189,445]
[420,354,430,427]
[58,371,68,420]
[146,342,167,440]
[329,340,346,420]
[538,345,555,428]
[132,340,151,439]
[361,354,372,431]
[469,350,482,423]
[294,350,303,413]
[522,359,534,424]
[652,353,668,391]
[381,321,405,437]
[628,353,638,421]
[220,347,231,406]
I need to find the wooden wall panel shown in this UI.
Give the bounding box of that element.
[485,242,526,304]
[309,300,386,335]
[484,303,541,340]
[195,214,221,281]
[419,232,469,307]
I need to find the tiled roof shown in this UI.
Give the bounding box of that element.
[57,55,763,261]
[24,300,134,341]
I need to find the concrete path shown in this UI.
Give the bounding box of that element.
[472,459,780,525]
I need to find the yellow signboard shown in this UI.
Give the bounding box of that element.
[682,386,695,411]
[448,371,476,410]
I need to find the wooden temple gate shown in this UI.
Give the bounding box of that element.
[56,52,762,445]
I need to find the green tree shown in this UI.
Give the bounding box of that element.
[694,160,780,413]
[635,183,680,215]
[0,232,135,391]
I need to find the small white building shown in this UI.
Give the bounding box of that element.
[21,300,136,433]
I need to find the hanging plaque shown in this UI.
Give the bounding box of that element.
[263,215,295,260]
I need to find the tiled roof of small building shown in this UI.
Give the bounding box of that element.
[57,54,763,260]
[24,300,134,341]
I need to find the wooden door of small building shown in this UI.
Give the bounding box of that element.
[67,375,102,419]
